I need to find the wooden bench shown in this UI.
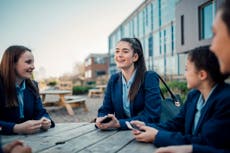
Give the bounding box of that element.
[88,89,104,98]
[64,96,88,112]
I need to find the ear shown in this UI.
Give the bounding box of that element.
[133,53,139,62]
[199,70,208,81]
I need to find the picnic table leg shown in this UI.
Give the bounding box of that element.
[82,101,88,112]
[59,94,74,116]
[41,94,46,103]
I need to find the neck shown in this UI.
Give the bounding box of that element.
[16,77,24,86]
[199,81,216,101]
[121,66,135,82]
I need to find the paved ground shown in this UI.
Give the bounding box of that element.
[45,95,103,123]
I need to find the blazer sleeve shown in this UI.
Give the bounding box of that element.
[119,71,162,129]
[193,144,230,153]
[153,86,230,149]
[33,81,55,128]
[97,75,115,117]
[0,120,16,135]
[0,78,16,134]
[33,95,55,128]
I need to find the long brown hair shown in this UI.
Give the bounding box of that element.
[119,38,147,102]
[0,45,38,107]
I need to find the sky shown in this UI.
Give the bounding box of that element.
[0,0,144,79]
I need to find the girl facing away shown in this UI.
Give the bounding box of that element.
[131,46,230,152]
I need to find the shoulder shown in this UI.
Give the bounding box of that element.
[186,89,200,100]
[144,71,158,83]
[144,70,157,77]
[213,82,230,101]
[25,79,39,97]
[216,82,230,93]
[109,72,121,82]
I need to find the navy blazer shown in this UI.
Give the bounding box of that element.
[0,79,55,134]
[0,136,2,153]
[193,144,230,153]
[98,71,161,129]
[150,82,230,150]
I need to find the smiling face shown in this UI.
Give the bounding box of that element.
[114,41,138,71]
[211,11,230,74]
[15,51,35,81]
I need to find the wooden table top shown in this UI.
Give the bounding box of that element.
[1,123,157,153]
[40,90,71,95]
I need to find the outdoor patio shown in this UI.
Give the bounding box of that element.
[45,95,103,123]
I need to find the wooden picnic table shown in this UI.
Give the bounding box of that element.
[88,85,106,98]
[40,90,74,115]
[1,123,157,153]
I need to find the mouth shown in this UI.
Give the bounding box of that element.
[116,59,126,63]
[26,70,33,73]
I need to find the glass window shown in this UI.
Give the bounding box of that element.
[199,1,215,40]
[148,36,153,57]
[96,71,106,76]
[94,57,105,64]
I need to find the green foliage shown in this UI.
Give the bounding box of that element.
[47,81,57,86]
[160,81,188,103]
[72,86,92,95]
[86,81,96,86]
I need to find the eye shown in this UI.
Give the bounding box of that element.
[25,59,33,64]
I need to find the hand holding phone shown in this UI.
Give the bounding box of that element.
[100,116,112,123]
[125,121,144,132]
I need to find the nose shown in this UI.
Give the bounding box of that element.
[117,52,123,57]
[31,63,35,70]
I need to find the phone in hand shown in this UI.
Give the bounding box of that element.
[125,121,143,132]
[100,116,112,123]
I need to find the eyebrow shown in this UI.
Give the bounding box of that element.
[116,48,130,51]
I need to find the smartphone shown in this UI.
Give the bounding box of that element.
[125,121,143,132]
[100,116,112,123]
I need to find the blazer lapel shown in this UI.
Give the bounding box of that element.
[115,73,126,118]
[186,95,199,134]
[193,85,219,135]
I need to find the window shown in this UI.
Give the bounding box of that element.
[171,24,174,55]
[199,1,215,40]
[85,58,92,66]
[148,36,153,57]
[94,57,105,64]
[96,71,106,76]
[181,15,184,45]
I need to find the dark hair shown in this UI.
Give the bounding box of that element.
[188,45,228,83]
[0,45,38,107]
[219,0,230,35]
[119,38,147,102]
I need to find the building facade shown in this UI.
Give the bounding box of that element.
[108,0,182,79]
[84,53,109,84]
[176,0,223,54]
[108,0,224,79]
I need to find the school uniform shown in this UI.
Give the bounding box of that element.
[98,71,161,129]
[0,79,55,134]
[150,82,230,151]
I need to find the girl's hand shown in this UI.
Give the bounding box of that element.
[13,120,42,134]
[3,140,32,153]
[132,126,158,143]
[40,117,51,130]
[95,114,120,130]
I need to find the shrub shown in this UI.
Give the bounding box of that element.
[72,86,92,95]
[160,81,188,103]
[47,81,57,86]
